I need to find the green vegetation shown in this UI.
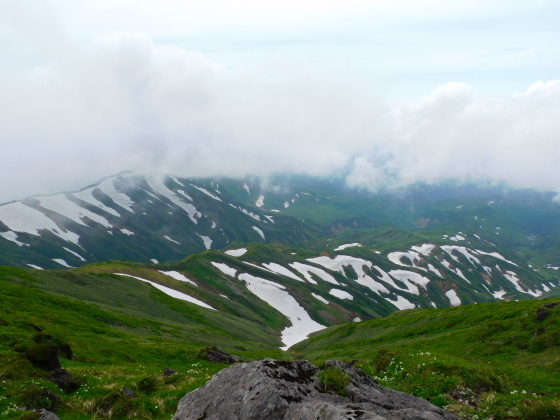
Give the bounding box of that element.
[293,298,560,419]
[0,268,284,419]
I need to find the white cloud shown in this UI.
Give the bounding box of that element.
[1,3,560,202]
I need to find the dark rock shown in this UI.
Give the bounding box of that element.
[120,388,137,398]
[532,327,546,338]
[30,323,43,332]
[163,368,178,379]
[33,333,73,360]
[198,347,243,364]
[41,389,60,412]
[25,344,61,372]
[543,302,559,309]
[171,359,460,420]
[536,310,550,322]
[35,408,60,420]
[51,368,80,393]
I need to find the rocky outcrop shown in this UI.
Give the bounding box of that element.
[197,347,243,364]
[172,359,460,420]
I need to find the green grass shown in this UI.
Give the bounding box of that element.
[0,268,285,419]
[291,298,560,419]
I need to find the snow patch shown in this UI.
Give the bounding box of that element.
[0,202,81,245]
[225,248,247,257]
[475,250,518,266]
[491,289,507,299]
[243,183,250,195]
[197,234,212,249]
[311,293,329,304]
[27,264,44,270]
[52,258,74,268]
[329,289,353,300]
[159,270,197,286]
[385,295,415,310]
[63,247,86,261]
[97,178,135,213]
[410,244,435,256]
[289,262,339,285]
[255,195,265,207]
[252,226,265,240]
[262,263,304,282]
[0,231,28,246]
[334,243,362,252]
[164,235,181,245]
[308,255,389,294]
[211,262,237,277]
[37,194,113,228]
[387,270,430,295]
[120,229,134,236]
[150,259,159,264]
[387,251,425,271]
[191,185,222,201]
[147,178,201,223]
[115,273,215,310]
[445,290,461,306]
[169,176,185,187]
[237,273,325,349]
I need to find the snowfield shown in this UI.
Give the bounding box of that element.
[237,273,325,349]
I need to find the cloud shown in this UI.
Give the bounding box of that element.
[0,29,559,202]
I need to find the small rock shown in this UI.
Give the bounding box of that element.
[25,344,61,371]
[30,323,43,332]
[35,408,60,420]
[536,310,550,322]
[198,347,243,364]
[51,368,80,393]
[41,389,60,412]
[120,388,137,398]
[163,368,178,379]
[543,302,559,309]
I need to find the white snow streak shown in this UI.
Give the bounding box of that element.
[289,262,339,285]
[37,194,113,228]
[252,226,265,240]
[329,289,353,300]
[255,195,265,207]
[0,231,28,246]
[262,263,304,282]
[334,243,362,252]
[146,178,201,224]
[164,235,181,245]
[225,248,247,257]
[159,270,197,286]
[311,293,329,304]
[211,262,237,277]
[63,247,86,261]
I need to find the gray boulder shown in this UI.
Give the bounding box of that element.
[35,409,60,420]
[172,359,460,420]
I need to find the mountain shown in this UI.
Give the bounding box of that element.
[1,263,558,419]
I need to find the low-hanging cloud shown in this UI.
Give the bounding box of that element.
[1,32,559,202]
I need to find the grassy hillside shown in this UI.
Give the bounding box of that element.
[0,267,284,420]
[292,298,560,419]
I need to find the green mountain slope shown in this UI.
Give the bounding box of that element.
[292,298,560,419]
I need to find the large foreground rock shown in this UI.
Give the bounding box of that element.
[172,359,460,420]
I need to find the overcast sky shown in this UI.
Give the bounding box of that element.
[0,0,559,202]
